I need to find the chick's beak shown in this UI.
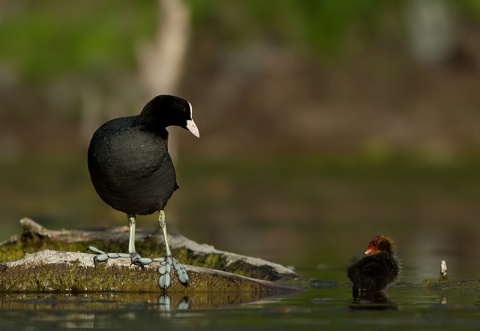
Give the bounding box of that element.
[186,119,200,138]
[365,243,376,254]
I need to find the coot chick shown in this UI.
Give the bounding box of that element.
[347,235,400,294]
[87,95,199,290]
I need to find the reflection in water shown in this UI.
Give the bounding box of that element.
[440,290,448,304]
[157,295,189,316]
[0,291,288,328]
[1,286,480,330]
[0,291,283,311]
[349,289,398,311]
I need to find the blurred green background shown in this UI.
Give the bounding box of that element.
[1,0,480,283]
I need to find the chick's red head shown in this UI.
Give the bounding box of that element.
[365,235,395,255]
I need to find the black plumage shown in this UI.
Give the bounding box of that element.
[88,95,198,214]
[347,235,400,294]
[87,95,199,289]
[88,115,177,215]
[347,251,399,292]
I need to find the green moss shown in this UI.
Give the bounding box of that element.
[224,260,290,281]
[0,257,301,293]
[0,227,298,283]
[0,263,159,292]
[0,239,25,262]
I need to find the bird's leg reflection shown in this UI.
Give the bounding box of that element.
[158,295,190,313]
[440,290,448,304]
[158,295,171,311]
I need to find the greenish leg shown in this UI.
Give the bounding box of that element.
[88,214,154,268]
[158,210,172,256]
[156,210,190,289]
[128,215,136,255]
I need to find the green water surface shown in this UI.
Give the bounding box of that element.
[1,154,480,329]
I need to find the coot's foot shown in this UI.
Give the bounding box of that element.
[88,246,189,290]
[154,255,189,289]
[87,246,154,268]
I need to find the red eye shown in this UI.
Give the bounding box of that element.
[182,107,187,113]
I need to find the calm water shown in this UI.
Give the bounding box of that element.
[2,238,480,330]
[1,284,480,330]
[2,156,480,329]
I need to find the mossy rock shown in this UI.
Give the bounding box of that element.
[0,218,303,296]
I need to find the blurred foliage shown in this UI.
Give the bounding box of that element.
[188,0,398,54]
[459,0,480,18]
[0,0,156,80]
[3,0,480,81]
[1,0,479,278]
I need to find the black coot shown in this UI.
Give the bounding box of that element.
[347,235,400,295]
[87,95,199,290]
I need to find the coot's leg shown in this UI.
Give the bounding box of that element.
[155,210,189,289]
[87,214,154,268]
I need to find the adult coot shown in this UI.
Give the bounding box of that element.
[347,235,400,295]
[87,95,199,289]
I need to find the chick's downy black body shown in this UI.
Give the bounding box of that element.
[87,95,199,290]
[347,235,400,294]
[347,251,399,293]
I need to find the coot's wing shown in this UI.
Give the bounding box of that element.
[88,116,177,215]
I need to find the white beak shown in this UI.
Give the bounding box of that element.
[186,119,200,138]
